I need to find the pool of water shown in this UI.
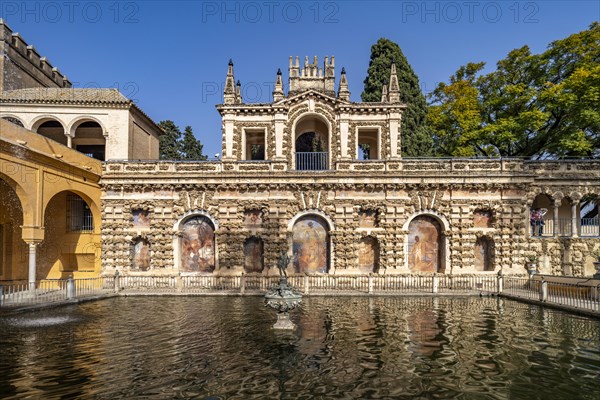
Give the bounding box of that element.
[0,297,599,399]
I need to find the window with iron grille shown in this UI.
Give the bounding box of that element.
[67,195,93,232]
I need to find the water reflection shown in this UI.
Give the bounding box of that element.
[0,297,599,399]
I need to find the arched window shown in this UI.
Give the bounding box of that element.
[180,216,215,273]
[72,120,106,161]
[35,119,67,146]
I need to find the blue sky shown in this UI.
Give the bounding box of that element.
[1,1,598,156]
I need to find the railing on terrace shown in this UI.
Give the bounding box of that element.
[112,274,500,295]
[2,275,598,315]
[503,275,600,312]
[102,157,600,176]
[534,218,600,238]
[295,152,328,171]
[0,278,111,308]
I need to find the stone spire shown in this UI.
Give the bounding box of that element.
[381,80,389,102]
[273,68,284,101]
[224,59,237,104]
[337,67,350,102]
[388,59,400,103]
[235,80,242,103]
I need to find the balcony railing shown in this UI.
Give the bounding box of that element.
[296,152,328,171]
[532,217,599,237]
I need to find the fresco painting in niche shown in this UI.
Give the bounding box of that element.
[359,210,378,228]
[293,216,329,273]
[474,210,493,228]
[132,239,150,271]
[244,210,262,228]
[244,237,264,273]
[474,237,492,271]
[181,216,215,273]
[358,236,378,272]
[408,216,441,272]
[132,209,150,227]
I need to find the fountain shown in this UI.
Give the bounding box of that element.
[265,252,302,329]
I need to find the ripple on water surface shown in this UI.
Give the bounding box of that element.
[0,296,599,399]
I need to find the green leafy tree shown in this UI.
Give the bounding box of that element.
[180,126,207,160]
[362,38,433,156]
[428,22,600,158]
[158,120,182,160]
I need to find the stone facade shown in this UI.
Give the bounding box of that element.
[100,57,600,277]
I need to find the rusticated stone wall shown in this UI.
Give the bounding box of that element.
[100,160,600,277]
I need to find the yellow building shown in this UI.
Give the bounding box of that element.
[0,20,163,286]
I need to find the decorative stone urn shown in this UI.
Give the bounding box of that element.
[265,253,302,330]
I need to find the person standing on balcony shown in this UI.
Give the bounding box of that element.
[530,208,548,236]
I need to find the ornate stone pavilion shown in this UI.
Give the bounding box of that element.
[101,56,600,278]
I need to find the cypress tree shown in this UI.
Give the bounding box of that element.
[158,120,182,160]
[362,38,433,156]
[180,126,207,160]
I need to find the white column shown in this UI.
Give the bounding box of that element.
[553,202,559,237]
[28,242,37,291]
[571,202,579,237]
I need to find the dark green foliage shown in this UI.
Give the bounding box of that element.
[362,38,433,156]
[158,120,207,160]
[158,120,182,160]
[180,126,207,160]
[428,22,600,158]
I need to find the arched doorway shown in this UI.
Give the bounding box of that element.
[358,236,379,273]
[408,216,443,273]
[294,115,329,171]
[292,215,330,273]
[474,237,494,272]
[180,216,215,273]
[243,237,264,273]
[0,178,25,280]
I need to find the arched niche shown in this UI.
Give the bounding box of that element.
[407,215,444,273]
[179,215,216,273]
[292,214,330,274]
[243,236,264,273]
[474,237,494,272]
[132,238,151,271]
[358,236,379,273]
